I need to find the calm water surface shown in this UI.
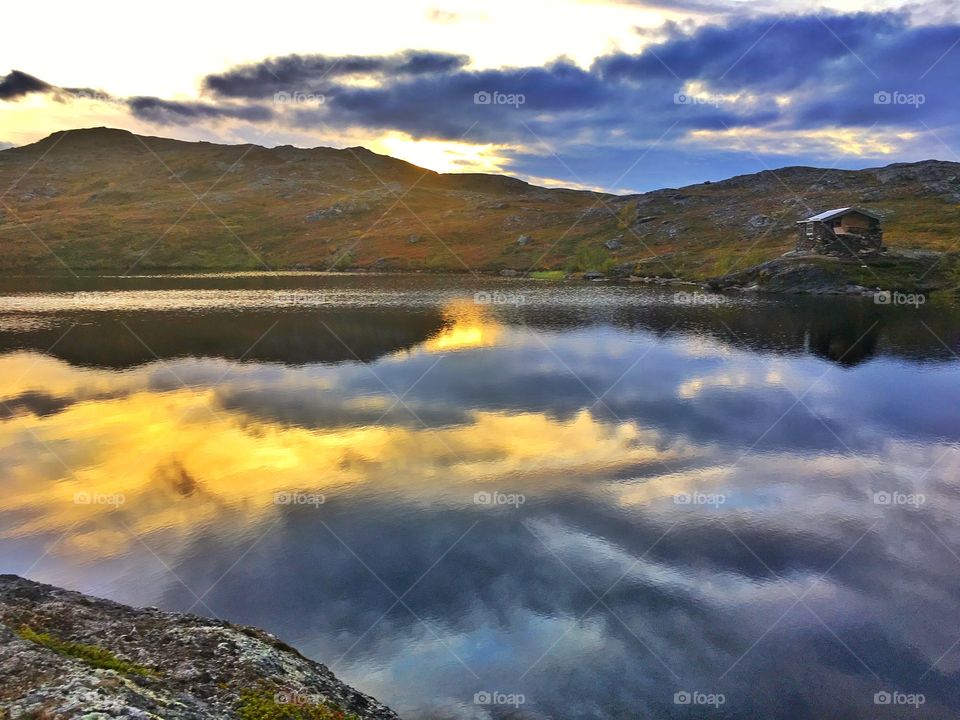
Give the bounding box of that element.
[2,274,960,719]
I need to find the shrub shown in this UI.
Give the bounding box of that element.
[237,688,360,720]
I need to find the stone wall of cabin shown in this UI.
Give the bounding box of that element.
[796,222,883,256]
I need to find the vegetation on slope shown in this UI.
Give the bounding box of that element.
[1,127,958,287]
[17,625,158,677]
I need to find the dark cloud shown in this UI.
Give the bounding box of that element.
[0,70,116,107]
[0,70,50,100]
[202,50,470,99]
[191,10,960,160]
[127,96,274,125]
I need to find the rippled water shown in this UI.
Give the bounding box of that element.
[2,274,960,719]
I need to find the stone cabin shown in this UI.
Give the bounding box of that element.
[795,207,883,256]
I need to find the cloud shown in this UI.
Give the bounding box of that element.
[598,0,768,13]
[0,70,117,107]
[192,11,960,157]
[0,141,13,150]
[127,96,274,125]
[0,70,50,100]
[202,50,470,99]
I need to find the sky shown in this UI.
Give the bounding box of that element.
[2,0,959,191]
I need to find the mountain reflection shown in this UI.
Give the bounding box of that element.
[2,282,960,719]
[1,279,959,369]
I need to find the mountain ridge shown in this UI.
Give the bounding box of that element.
[1,127,958,283]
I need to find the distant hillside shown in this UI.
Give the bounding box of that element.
[0,127,958,280]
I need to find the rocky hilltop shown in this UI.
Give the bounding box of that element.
[0,575,400,720]
[0,127,958,287]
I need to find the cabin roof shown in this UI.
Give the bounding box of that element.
[797,207,881,223]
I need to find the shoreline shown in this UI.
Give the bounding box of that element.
[0,246,953,298]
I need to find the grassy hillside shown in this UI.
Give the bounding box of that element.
[0,127,959,284]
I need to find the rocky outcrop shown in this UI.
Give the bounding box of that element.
[707,258,867,294]
[305,199,372,221]
[0,575,400,720]
[705,250,945,295]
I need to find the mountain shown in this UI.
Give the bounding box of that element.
[0,127,958,283]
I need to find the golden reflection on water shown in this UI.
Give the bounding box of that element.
[2,374,685,551]
[0,300,728,564]
[422,299,503,353]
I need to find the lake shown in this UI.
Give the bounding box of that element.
[2,273,959,719]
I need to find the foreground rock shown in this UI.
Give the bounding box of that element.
[0,575,400,719]
[705,250,951,295]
